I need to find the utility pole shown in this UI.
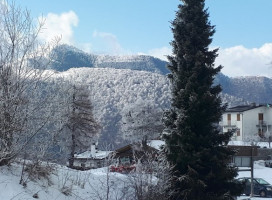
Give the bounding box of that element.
[250,147,254,197]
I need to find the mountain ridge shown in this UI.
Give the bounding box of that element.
[50,44,169,74]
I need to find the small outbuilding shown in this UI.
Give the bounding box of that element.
[73,144,112,170]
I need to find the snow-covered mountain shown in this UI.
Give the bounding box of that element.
[50,45,272,105]
[94,54,169,74]
[50,44,169,74]
[55,68,171,147]
[215,73,272,104]
[52,67,251,148]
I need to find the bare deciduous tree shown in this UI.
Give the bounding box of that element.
[121,100,164,143]
[64,84,100,168]
[124,148,172,200]
[0,1,60,166]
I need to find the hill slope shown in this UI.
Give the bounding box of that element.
[0,160,269,200]
[55,67,171,147]
[0,162,133,200]
[215,74,272,104]
[50,44,169,74]
[52,67,250,147]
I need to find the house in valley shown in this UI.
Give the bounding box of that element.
[221,103,272,141]
[72,140,165,171]
[110,140,164,172]
[73,144,112,170]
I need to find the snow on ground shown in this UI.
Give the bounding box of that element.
[1,159,272,200]
[147,140,165,150]
[229,141,272,148]
[0,162,130,200]
[75,150,112,159]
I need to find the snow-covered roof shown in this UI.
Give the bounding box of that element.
[228,140,271,148]
[75,150,112,159]
[226,104,271,113]
[147,140,165,150]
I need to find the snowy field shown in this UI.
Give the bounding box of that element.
[0,160,272,200]
[0,162,132,200]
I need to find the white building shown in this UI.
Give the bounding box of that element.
[221,104,272,141]
[73,144,112,170]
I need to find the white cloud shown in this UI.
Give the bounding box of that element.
[38,11,78,44]
[77,43,93,54]
[215,43,272,77]
[146,44,272,78]
[147,47,172,61]
[0,0,8,9]
[92,30,126,55]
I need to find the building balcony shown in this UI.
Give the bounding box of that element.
[222,120,237,128]
[256,120,271,128]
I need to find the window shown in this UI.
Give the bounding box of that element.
[237,129,240,136]
[259,113,264,124]
[259,113,264,120]
[227,114,231,125]
[258,128,264,138]
[120,157,130,165]
[237,114,240,121]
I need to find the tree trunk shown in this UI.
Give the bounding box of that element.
[68,133,76,168]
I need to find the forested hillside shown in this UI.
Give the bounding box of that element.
[215,73,272,104]
[55,68,171,147]
[51,45,272,104]
[49,67,249,148]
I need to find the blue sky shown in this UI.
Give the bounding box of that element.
[18,0,272,77]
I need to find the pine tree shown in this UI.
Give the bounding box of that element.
[66,85,100,168]
[163,0,242,199]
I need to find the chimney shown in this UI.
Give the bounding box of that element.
[90,143,96,158]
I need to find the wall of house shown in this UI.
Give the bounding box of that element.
[238,114,243,140]
[222,106,272,141]
[222,112,243,141]
[222,106,272,142]
[243,106,272,140]
[73,159,105,170]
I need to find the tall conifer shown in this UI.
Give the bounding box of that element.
[164,0,242,199]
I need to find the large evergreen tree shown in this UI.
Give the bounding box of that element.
[163,0,242,199]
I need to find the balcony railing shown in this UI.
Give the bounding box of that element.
[222,120,237,128]
[256,120,267,127]
[256,120,270,127]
